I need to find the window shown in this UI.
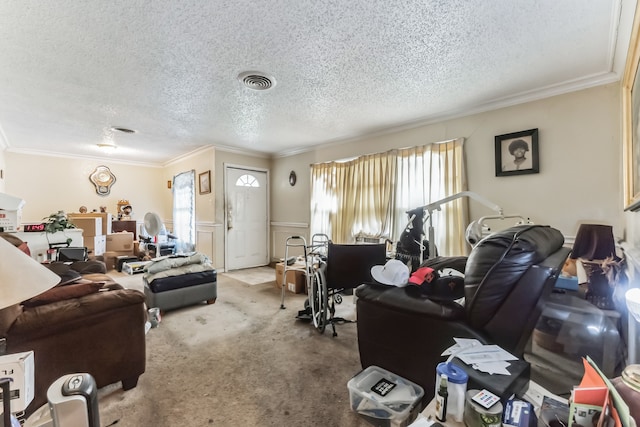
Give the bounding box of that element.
[236,174,260,187]
[310,138,467,255]
[173,170,196,253]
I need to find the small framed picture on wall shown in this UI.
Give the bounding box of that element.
[495,128,539,177]
[199,170,211,194]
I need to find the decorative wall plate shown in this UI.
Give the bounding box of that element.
[89,165,116,195]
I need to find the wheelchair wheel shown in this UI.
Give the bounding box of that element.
[311,268,328,333]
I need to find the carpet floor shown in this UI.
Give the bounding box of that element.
[98,269,370,427]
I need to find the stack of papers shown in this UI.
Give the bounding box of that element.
[441,338,517,375]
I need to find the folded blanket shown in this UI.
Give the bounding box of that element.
[144,253,210,275]
[145,263,214,283]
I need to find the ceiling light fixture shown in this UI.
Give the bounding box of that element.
[238,71,276,90]
[97,142,117,153]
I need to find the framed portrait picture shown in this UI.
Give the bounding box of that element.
[623,3,640,211]
[199,170,211,195]
[494,128,539,177]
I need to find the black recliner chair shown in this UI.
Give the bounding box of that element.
[355,224,570,402]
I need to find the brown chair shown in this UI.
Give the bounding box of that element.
[355,225,569,402]
[0,261,146,416]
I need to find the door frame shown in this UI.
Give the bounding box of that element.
[223,163,270,272]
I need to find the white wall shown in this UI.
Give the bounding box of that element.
[213,149,271,268]
[162,147,217,262]
[4,152,166,224]
[1,148,271,271]
[164,147,216,224]
[0,149,5,194]
[270,83,623,258]
[1,83,625,266]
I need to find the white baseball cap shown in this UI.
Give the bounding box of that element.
[371,259,410,286]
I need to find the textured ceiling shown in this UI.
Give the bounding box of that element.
[0,0,635,165]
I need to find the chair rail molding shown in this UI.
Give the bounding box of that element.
[270,221,308,228]
[271,222,310,261]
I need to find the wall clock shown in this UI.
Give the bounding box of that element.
[89,165,116,195]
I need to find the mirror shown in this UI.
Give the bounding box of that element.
[289,170,297,186]
[89,165,116,195]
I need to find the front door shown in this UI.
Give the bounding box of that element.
[225,165,269,270]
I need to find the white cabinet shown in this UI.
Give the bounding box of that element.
[13,229,84,260]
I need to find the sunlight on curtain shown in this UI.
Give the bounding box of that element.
[310,163,337,239]
[310,154,396,243]
[173,170,196,253]
[350,152,397,241]
[394,138,468,256]
[310,138,467,255]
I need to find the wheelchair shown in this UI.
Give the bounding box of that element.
[309,241,386,336]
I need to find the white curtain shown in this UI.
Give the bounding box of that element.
[310,138,468,255]
[393,138,468,256]
[173,170,196,253]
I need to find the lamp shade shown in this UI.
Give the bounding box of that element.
[571,223,616,260]
[0,236,59,308]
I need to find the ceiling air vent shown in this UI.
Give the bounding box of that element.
[238,71,276,91]
[110,127,136,134]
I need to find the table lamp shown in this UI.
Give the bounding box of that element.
[570,224,619,309]
[0,236,59,307]
[0,236,59,424]
[570,223,617,261]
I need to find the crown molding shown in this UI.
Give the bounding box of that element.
[5,147,163,167]
[211,143,271,158]
[162,145,216,167]
[270,221,308,228]
[274,72,620,158]
[162,143,271,167]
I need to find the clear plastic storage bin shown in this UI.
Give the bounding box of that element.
[347,365,424,427]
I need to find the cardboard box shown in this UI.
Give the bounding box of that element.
[69,217,102,237]
[68,213,113,235]
[103,250,136,270]
[0,351,35,412]
[275,262,306,294]
[85,235,106,256]
[503,400,537,427]
[0,193,25,232]
[106,232,134,252]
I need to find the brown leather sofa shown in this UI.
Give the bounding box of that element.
[0,259,146,416]
[356,225,569,403]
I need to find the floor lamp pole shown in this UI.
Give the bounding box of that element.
[428,215,435,261]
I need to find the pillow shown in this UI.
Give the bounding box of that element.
[42,263,83,286]
[0,232,25,247]
[0,233,31,255]
[408,266,465,301]
[424,275,465,301]
[23,281,104,307]
[18,242,31,256]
